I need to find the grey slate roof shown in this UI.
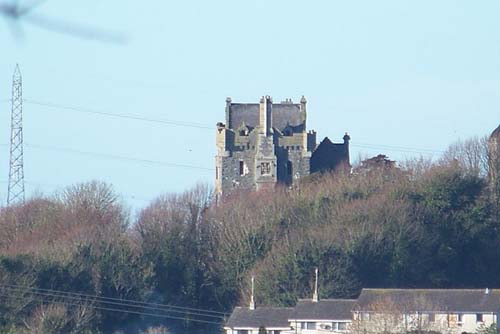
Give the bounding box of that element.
[356,289,500,312]
[290,299,356,320]
[225,307,293,329]
[229,103,304,131]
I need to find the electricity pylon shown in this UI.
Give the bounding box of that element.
[7,64,25,205]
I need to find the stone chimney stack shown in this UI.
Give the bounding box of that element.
[225,97,232,128]
[300,95,307,128]
[312,267,319,302]
[259,95,273,136]
[249,275,256,310]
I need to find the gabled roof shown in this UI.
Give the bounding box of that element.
[310,137,350,173]
[225,307,293,329]
[290,299,356,321]
[356,288,500,312]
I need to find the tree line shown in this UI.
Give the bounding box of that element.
[0,135,498,334]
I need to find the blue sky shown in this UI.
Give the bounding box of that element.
[1,0,499,211]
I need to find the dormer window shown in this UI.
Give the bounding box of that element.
[238,123,251,136]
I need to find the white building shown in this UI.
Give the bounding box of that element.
[224,271,354,334]
[353,288,500,334]
[288,299,355,334]
[225,288,500,334]
[224,306,294,334]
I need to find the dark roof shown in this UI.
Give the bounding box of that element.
[290,299,356,320]
[228,103,304,131]
[310,137,349,173]
[225,307,293,329]
[356,289,500,312]
[491,124,500,138]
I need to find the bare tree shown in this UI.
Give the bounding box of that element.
[440,136,489,177]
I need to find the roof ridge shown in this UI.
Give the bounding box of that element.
[363,288,498,291]
[234,306,294,309]
[321,298,357,301]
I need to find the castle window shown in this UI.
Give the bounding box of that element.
[477,314,483,322]
[239,127,249,136]
[239,161,245,176]
[261,162,271,175]
[428,313,435,322]
[216,167,219,180]
[287,161,292,176]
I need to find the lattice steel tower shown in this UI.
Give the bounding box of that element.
[7,64,25,205]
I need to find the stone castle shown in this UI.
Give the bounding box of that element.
[215,96,350,199]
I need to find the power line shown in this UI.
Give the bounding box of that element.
[0,290,223,325]
[351,144,440,155]
[1,180,151,204]
[23,180,152,203]
[352,142,445,154]
[22,98,448,155]
[24,143,215,171]
[1,284,227,318]
[24,98,213,130]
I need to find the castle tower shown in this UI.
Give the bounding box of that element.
[489,125,500,215]
[215,96,350,200]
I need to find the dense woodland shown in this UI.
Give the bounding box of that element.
[0,136,498,334]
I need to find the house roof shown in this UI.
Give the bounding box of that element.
[225,307,293,329]
[310,137,349,173]
[356,288,500,312]
[228,103,304,131]
[290,299,356,320]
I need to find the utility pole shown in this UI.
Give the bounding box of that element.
[7,64,25,205]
